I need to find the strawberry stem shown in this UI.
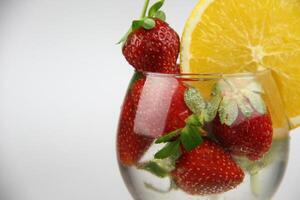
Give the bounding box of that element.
[140,0,151,18]
[117,0,151,45]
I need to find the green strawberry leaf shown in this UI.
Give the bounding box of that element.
[243,90,267,114]
[139,156,179,179]
[140,161,169,178]
[211,83,222,96]
[180,125,203,151]
[219,96,239,126]
[244,81,264,94]
[186,114,203,127]
[132,20,144,30]
[117,28,133,45]
[214,77,268,123]
[117,0,156,45]
[128,72,143,91]
[217,79,234,94]
[131,18,156,34]
[205,94,222,122]
[154,10,166,21]
[142,18,156,29]
[155,140,181,159]
[236,94,254,118]
[184,87,206,115]
[148,0,165,17]
[155,129,181,144]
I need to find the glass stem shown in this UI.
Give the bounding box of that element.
[209,195,222,200]
[250,172,260,197]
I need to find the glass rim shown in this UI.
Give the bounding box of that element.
[138,68,272,79]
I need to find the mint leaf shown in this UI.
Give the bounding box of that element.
[141,161,169,178]
[154,10,166,21]
[155,129,181,144]
[142,18,156,29]
[148,0,165,17]
[184,87,206,115]
[155,140,181,159]
[180,125,202,151]
[219,97,239,126]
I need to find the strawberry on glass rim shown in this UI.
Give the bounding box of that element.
[119,0,180,74]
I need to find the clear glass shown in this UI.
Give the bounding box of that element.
[116,70,290,200]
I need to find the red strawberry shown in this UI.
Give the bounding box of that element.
[209,78,273,160]
[164,81,191,133]
[212,112,273,161]
[134,77,191,138]
[123,18,180,73]
[117,78,154,166]
[174,63,181,74]
[171,140,245,195]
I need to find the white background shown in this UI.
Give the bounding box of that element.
[0,0,299,199]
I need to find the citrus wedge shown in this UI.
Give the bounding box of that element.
[181,0,300,129]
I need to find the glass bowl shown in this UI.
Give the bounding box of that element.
[116,70,289,200]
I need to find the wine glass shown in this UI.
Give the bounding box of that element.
[116,69,289,200]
